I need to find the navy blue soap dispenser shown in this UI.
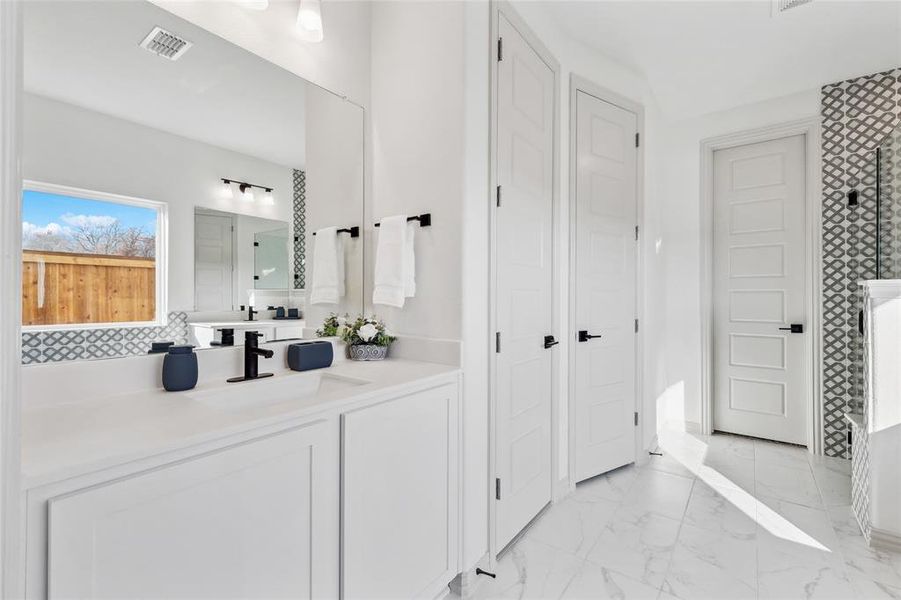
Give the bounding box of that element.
[162,345,198,392]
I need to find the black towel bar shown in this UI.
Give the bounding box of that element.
[374,213,431,228]
[312,226,359,238]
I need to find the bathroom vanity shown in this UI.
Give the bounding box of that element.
[21,345,461,599]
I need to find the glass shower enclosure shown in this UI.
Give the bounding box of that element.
[877,122,901,279]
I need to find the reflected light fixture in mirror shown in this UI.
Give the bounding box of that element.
[219,179,235,200]
[239,183,255,203]
[297,0,324,43]
[260,189,275,206]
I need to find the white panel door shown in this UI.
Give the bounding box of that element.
[47,423,338,599]
[341,384,459,600]
[573,91,638,483]
[495,14,555,551]
[194,213,234,311]
[713,134,807,445]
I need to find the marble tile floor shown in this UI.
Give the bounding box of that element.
[465,429,901,600]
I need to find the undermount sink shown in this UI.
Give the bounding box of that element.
[187,371,368,412]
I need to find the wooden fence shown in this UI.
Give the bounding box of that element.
[22,250,155,326]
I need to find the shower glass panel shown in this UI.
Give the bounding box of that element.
[877,122,901,279]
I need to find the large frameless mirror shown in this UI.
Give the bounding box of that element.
[21,0,364,362]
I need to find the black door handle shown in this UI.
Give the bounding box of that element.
[778,324,804,334]
[578,330,602,342]
[544,335,559,349]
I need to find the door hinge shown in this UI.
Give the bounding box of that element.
[497,37,503,62]
[635,132,640,147]
[496,185,502,208]
[495,331,501,354]
[634,412,639,427]
[495,477,501,500]
[634,225,639,241]
[634,319,639,333]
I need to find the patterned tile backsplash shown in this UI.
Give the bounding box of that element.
[821,67,901,457]
[21,311,189,364]
[293,169,306,290]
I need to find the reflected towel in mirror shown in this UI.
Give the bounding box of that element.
[310,226,345,304]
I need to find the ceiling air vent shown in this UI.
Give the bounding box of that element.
[772,0,813,15]
[139,26,193,61]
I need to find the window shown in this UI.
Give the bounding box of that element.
[21,182,166,328]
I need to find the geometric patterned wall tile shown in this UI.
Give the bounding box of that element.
[293,169,306,290]
[820,66,901,458]
[22,311,189,364]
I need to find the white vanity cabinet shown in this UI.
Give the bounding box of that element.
[28,420,339,599]
[341,383,460,600]
[23,370,462,600]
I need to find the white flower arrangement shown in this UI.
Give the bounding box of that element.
[340,315,396,347]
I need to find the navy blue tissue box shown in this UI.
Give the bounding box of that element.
[287,341,334,372]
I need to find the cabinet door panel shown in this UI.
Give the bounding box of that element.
[341,384,459,600]
[48,422,337,599]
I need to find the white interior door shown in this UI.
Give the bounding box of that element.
[494,13,555,551]
[194,213,234,311]
[713,134,808,445]
[573,90,638,483]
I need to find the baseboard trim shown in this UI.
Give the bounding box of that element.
[449,553,491,599]
[870,527,901,553]
[685,420,703,434]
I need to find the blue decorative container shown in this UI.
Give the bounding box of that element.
[162,345,198,391]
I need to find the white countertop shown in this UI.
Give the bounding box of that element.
[22,358,459,489]
[189,319,305,328]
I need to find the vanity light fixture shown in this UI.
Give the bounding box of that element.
[296,0,324,43]
[220,178,274,205]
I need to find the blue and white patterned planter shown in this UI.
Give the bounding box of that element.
[347,344,388,361]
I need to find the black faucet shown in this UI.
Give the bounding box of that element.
[239,305,258,321]
[227,331,274,383]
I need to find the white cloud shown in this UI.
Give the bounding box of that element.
[22,221,68,237]
[60,213,117,228]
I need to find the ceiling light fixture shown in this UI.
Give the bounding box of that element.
[296,0,324,43]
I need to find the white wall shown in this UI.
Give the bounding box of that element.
[368,1,465,342]
[656,88,820,430]
[23,93,293,313]
[304,85,366,327]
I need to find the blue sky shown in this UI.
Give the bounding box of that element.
[22,190,157,232]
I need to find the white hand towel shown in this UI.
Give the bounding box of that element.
[310,227,340,305]
[373,215,410,308]
[403,221,416,298]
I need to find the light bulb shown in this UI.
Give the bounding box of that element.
[296,0,324,43]
[219,180,235,199]
[261,190,275,206]
[240,184,255,203]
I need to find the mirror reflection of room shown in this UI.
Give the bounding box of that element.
[20,0,364,362]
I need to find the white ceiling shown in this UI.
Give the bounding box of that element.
[24,0,311,168]
[538,0,901,118]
